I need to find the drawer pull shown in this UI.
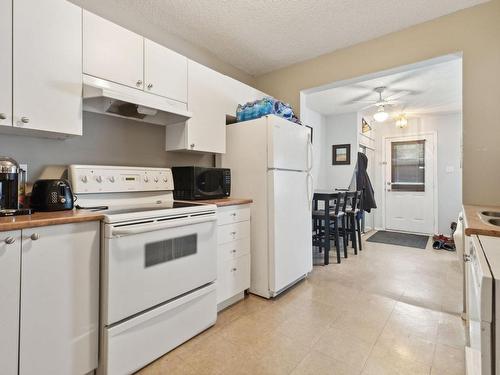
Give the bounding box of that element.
[231,249,237,253]
[231,213,237,217]
[231,267,237,272]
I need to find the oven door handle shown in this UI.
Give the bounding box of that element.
[110,215,216,237]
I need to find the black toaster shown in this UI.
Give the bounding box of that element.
[30,179,74,211]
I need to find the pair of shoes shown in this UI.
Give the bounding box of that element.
[433,240,456,251]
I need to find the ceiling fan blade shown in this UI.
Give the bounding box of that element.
[384,91,410,101]
[351,100,378,104]
[342,93,376,105]
[360,103,377,110]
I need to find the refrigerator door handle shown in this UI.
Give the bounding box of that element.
[307,133,313,172]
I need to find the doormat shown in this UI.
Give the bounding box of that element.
[367,231,429,249]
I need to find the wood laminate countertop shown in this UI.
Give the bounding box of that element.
[189,198,253,207]
[0,210,104,231]
[463,204,500,237]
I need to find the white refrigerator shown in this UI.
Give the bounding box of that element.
[220,115,313,298]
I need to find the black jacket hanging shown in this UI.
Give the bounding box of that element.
[356,152,377,212]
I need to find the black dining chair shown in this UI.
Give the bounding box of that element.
[345,191,360,254]
[312,192,347,263]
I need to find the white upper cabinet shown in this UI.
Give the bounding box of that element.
[165,60,266,153]
[144,39,188,103]
[184,60,227,153]
[0,0,12,127]
[83,10,144,90]
[13,0,82,136]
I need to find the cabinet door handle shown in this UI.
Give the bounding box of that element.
[230,231,237,236]
[147,83,153,90]
[463,254,471,262]
[230,213,237,217]
[4,236,15,244]
[21,116,29,124]
[231,267,237,272]
[231,249,237,253]
[136,80,143,87]
[190,143,195,149]
[0,113,6,120]
[30,233,40,241]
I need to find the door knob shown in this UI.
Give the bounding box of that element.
[0,113,6,120]
[30,233,40,241]
[4,236,15,244]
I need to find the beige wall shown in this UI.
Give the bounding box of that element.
[255,0,500,206]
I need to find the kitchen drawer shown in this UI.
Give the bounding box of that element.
[217,205,250,226]
[218,221,250,244]
[217,238,250,262]
[217,254,250,304]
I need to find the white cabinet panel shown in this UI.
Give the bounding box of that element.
[13,0,82,136]
[218,221,251,245]
[83,10,144,90]
[0,231,21,375]
[19,222,99,375]
[217,255,250,304]
[218,205,251,225]
[183,60,227,153]
[0,0,12,127]
[144,39,187,103]
[217,238,250,262]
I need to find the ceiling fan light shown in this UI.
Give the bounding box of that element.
[373,107,389,122]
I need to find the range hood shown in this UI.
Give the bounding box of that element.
[82,74,192,126]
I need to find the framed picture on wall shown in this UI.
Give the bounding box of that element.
[332,144,351,165]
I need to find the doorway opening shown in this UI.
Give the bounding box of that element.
[300,53,462,236]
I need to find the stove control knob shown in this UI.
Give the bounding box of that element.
[80,175,88,183]
[60,197,66,204]
[108,176,115,183]
[154,177,159,183]
[163,177,168,183]
[95,175,103,183]
[144,176,149,183]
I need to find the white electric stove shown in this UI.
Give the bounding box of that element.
[69,165,218,375]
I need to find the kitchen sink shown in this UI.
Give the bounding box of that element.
[488,219,500,226]
[482,211,500,218]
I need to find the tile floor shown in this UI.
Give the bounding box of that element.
[138,234,465,375]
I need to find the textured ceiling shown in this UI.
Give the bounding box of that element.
[306,58,462,117]
[74,0,487,75]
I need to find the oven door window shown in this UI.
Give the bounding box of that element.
[145,234,197,267]
[196,170,222,195]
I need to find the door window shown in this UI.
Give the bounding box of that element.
[391,140,425,192]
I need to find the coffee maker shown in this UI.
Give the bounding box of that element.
[0,157,30,216]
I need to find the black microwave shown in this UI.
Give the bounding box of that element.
[172,167,231,200]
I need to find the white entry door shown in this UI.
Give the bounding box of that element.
[384,134,435,234]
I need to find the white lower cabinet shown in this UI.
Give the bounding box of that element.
[0,222,101,375]
[0,231,21,375]
[216,205,251,307]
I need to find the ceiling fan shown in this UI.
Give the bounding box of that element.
[352,86,410,122]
